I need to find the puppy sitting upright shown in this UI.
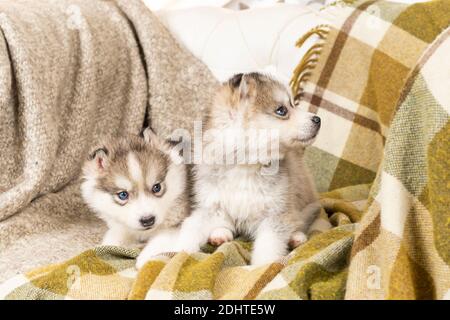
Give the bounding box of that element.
[174,72,321,265]
[81,128,190,250]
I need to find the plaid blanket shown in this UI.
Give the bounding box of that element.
[296,0,450,299]
[0,190,363,300]
[1,0,449,300]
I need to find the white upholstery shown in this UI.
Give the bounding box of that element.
[151,1,427,84]
[156,4,330,85]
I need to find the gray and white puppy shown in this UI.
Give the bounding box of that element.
[171,72,321,265]
[81,128,190,265]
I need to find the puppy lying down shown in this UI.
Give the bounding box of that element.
[136,72,322,267]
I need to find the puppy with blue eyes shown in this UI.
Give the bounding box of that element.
[80,128,190,258]
[172,72,321,265]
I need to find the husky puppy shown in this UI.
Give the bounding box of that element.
[173,72,321,265]
[80,128,190,262]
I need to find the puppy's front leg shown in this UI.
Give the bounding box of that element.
[174,212,209,253]
[207,205,234,246]
[251,220,288,265]
[136,228,179,269]
[288,201,320,249]
[175,206,232,252]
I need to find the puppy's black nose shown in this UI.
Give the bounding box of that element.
[140,215,155,228]
[311,115,321,124]
[311,116,321,125]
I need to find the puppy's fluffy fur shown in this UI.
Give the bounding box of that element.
[172,72,322,265]
[80,128,190,267]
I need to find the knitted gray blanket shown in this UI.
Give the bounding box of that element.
[0,0,216,277]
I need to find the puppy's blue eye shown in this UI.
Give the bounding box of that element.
[275,106,288,117]
[152,183,161,194]
[117,191,129,201]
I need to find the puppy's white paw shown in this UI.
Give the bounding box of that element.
[208,227,233,246]
[288,231,308,249]
[136,252,152,270]
[136,243,171,269]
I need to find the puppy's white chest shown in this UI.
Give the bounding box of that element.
[222,171,264,218]
[197,166,286,220]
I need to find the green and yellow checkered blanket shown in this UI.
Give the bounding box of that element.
[1,0,449,300]
[298,0,450,299]
[0,190,362,300]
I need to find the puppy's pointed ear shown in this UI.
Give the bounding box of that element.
[88,147,109,170]
[143,126,173,151]
[142,127,157,144]
[228,73,244,89]
[228,73,256,101]
[165,137,186,165]
[143,127,174,156]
